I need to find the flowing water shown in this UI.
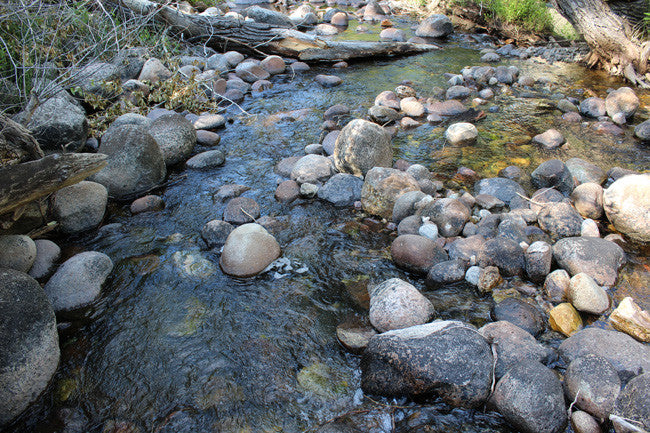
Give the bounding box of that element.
[6,30,650,433]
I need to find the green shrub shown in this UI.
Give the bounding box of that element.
[458,0,552,32]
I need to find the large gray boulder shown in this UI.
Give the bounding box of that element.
[51,181,108,234]
[612,373,650,431]
[334,119,392,177]
[92,124,167,198]
[148,113,197,166]
[361,321,493,408]
[418,198,470,237]
[0,235,37,273]
[318,173,364,207]
[552,237,625,286]
[538,202,583,240]
[474,177,526,206]
[219,223,281,277]
[43,251,113,312]
[415,14,453,38]
[603,174,650,243]
[369,278,434,332]
[244,5,293,27]
[361,167,420,219]
[0,268,59,426]
[564,354,621,419]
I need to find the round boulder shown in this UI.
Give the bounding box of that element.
[51,181,108,234]
[552,237,625,286]
[290,154,335,185]
[391,234,448,274]
[445,122,478,146]
[418,198,470,237]
[603,174,650,243]
[361,167,420,219]
[605,87,639,119]
[565,353,621,419]
[415,14,453,38]
[369,278,434,332]
[148,113,197,166]
[334,119,392,176]
[219,223,281,277]
[571,183,604,219]
[0,235,37,273]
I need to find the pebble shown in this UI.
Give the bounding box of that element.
[130,195,164,214]
[315,74,342,87]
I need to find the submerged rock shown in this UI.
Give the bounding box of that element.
[219,223,280,277]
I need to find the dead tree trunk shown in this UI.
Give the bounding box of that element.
[111,0,439,61]
[555,0,650,87]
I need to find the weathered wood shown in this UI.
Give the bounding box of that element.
[0,153,108,216]
[0,114,44,166]
[112,0,440,61]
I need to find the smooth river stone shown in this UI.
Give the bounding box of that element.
[219,223,281,277]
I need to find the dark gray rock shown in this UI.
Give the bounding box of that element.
[479,321,556,379]
[425,259,468,287]
[0,269,59,426]
[397,215,422,236]
[490,361,567,433]
[201,220,234,249]
[51,181,107,234]
[477,213,501,238]
[474,177,526,205]
[418,198,470,237]
[112,47,148,80]
[361,321,492,407]
[478,237,525,277]
[552,237,625,286]
[148,113,197,166]
[0,235,37,273]
[368,105,401,124]
[612,373,650,431]
[185,149,225,169]
[531,159,575,196]
[565,158,606,185]
[392,190,427,222]
[334,119,392,177]
[29,239,61,280]
[538,202,583,240]
[447,235,486,262]
[525,241,552,283]
[544,269,571,304]
[111,112,151,130]
[559,327,650,382]
[497,216,528,244]
[223,197,260,225]
[492,297,545,337]
[580,97,607,118]
[634,118,650,141]
[415,14,453,38]
[565,354,621,419]
[445,86,473,100]
[317,173,364,207]
[391,234,448,275]
[369,278,434,332]
[244,5,293,27]
[235,60,270,83]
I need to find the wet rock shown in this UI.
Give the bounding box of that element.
[148,113,197,166]
[0,235,37,273]
[392,190,427,222]
[425,259,467,287]
[368,105,400,124]
[394,85,416,99]
[415,14,453,38]
[336,317,377,354]
[0,268,59,426]
[603,174,650,243]
[321,130,339,155]
[448,235,485,262]
[361,321,492,407]
[375,90,401,110]
[194,114,226,130]
[532,129,565,150]
[490,361,567,433]
[605,87,639,119]
[572,183,604,219]
[290,61,310,72]
[426,99,468,116]
[497,215,528,244]
[525,240,552,283]
[418,222,439,240]
[334,119,392,176]
[315,74,342,88]
[260,55,285,75]
[474,177,526,206]
[130,194,164,214]
[612,372,650,431]
[223,197,260,224]
[318,173,364,207]
[398,215,422,235]
[418,198,470,237]
[44,251,113,312]
[275,156,301,178]
[219,223,281,277]
[609,297,650,343]
[492,297,545,337]
[251,79,272,93]
[569,273,609,315]
[186,149,225,169]
[538,202,583,240]
[445,122,478,146]
[633,118,650,141]
[531,159,575,196]
[563,111,583,122]
[323,104,350,122]
[479,321,555,379]
[565,354,621,419]
[544,269,571,303]
[580,97,606,118]
[495,65,517,84]
[529,188,566,215]
[571,411,602,433]
[391,234,448,274]
[478,237,525,277]
[380,28,406,41]
[361,167,420,219]
[549,303,583,336]
[275,180,300,203]
[446,85,472,100]
[565,158,606,185]
[196,130,220,146]
[558,98,579,113]
[559,327,650,381]
[552,237,625,286]
[478,266,502,293]
[369,278,434,332]
[235,61,270,83]
[465,265,481,286]
[200,219,234,249]
[28,239,60,280]
[399,97,425,117]
[290,154,334,185]
[138,58,172,83]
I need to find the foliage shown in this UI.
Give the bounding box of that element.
[452,0,552,32]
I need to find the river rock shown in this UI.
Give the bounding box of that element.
[24,91,88,153]
[44,251,113,312]
[525,240,552,283]
[201,220,234,249]
[580,97,607,118]
[0,268,59,426]
[497,215,528,244]
[492,297,545,337]
[447,235,485,263]
[361,321,492,407]
[244,5,293,27]
[290,154,334,185]
[130,195,164,214]
[603,174,650,243]
[51,181,107,234]
[361,167,420,219]
[391,234,448,274]
[148,113,197,166]
[427,99,468,116]
[418,198,470,237]
[553,237,625,286]
[380,28,406,41]
[446,86,472,100]
[0,235,37,273]
[415,14,453,38]
[544,269,571,303]
[445,122,478,146]
[609,297,650,343]
[531,159,575,196]
[235,61,270,83]
[315,74,342,88]
[571,411,602,433]
[336,317,376,354]
[478,321,555,379]
[565,354,621,420]
[478,266,502,293]
[334,119,392,176]
[375,90,401,110]
[612,373,650,431]
[478,237,525,277]
[368,105,400,124]
[369,278,434,332]
[220,223,281,277]
[260,55,285,75]
[569,273,609,315]
[529,188,567,214]
[606,87,639,119]
[138,58,172,83]
[565,158,606,185]
[223,197,260,224]
[28,239,60,280]
[474,177,526,205]
[93,124,166,198]
[425,259,467,287]
[317,173,364,207]
[186,149,225,169]
[392,190,427,222]
[490,361,567,433]
[538,202,583,240]
[275,156,301,178]
[532,129,565,150]
[571,183,604,219]
[549,302,583,336]
[112,112,151,130]
[633,118,650,141]
[275,180,300,203]
[559,327,650,381]
[399,97,425,117]
[194,114,226,130]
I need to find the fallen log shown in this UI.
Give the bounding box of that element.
[0,153,108,216]
[112,0,440,61]
[0,114,44,166]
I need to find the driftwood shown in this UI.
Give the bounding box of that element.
[0,153,108,216]
[0,114,44,166]
[112,0,440,61]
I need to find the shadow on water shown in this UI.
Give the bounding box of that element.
[6,29,649,433]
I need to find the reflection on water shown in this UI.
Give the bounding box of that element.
[7,33,650,433]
